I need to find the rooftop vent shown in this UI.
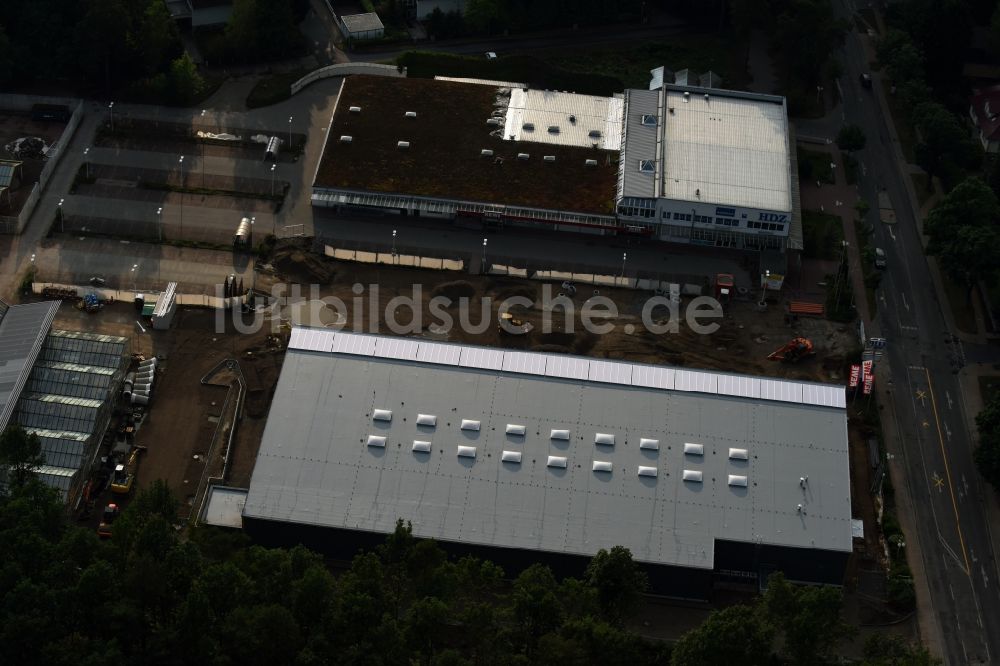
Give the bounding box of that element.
[569,114,576,123]
[588,129,602,138]
[397,141,410,149]
[593,460,613,473]
[594,433,615,446]
[349,106,361,113]
[695,188,701,197]
[728,474,748,487]
[460,419,481,431]
[683,92,690,101]
[543,155,556,162]
[547,455,568,468]
[457,445,477,459]
[340,135,353,143]
[416,413,437,427]
[522,122,535,131]
[684,442,704,456]
[641,114,657,126]
[412,440,432,453]
[502,450,522,463]
[668,107,675,114]
[550,429,570,440]
[547,125,560,134]
[638,466,658,478]
[585,159,598,167]
[639,438,660,451]
[372,409,392,422]
[366,435,386,448]
[682,469,703,483]
[487,118,502,126]
[481,149,494,157]
[517,153,530,160]
[704,93,710,100]
[506,423,526,436]
[729,448,749,460]
[405,111,417,118]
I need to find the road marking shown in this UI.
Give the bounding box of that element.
[922,419,930,428]
[945,390,954,410]
[944,422,952,441]
[888,226,896,241]
[861,161,867,176]
[983,565,990,589]
[901,292,910,311]
[908,365,926,371]
[925,367,972,575]
[933,473,944,491]
[916,389,927,404]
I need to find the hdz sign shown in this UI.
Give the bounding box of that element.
[758,213,789,223]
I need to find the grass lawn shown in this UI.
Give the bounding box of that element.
[884,87,916,162]
[978,375,1000,404]
[542,34,749,90]
[909,173,934,208]
[797,147,835,184]
[941,274,979,335]
[246,69,309,109]
[802,209,844,259]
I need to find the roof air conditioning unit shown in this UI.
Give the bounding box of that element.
[404,111,417,118]
[588,130,602,138]
[517,153,530,160]
[397,141,410,149]
[547,125,560,133]
[543,155,555,162]
[522,122,535,131]
[340,135,353,143]
[481,149,494,157]
[668,107,675,114]
[584,159,598,166]
[683,92,690,101]
[349,106,362,113]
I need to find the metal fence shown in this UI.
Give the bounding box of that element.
[290,62,407,95]
[34,281,232,304]
[0,93,84,234]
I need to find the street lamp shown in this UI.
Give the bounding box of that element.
[392,229,397,256]
[482,238,488,271]
[621,251,627,279]
[288,116,293,147]
[83,147,90,179]
[156,206,163,242]
[108,102,115,133]
[58,198,65,232]
[270,163,276,197]
[131,263,138,292]
[178,156,185,238]
[251,215,256,247]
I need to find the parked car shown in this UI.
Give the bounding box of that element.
[874,247,887,269]
[859,73,873,89]
[485,51,498,60]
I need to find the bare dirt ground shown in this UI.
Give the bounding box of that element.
[0,112,68,218]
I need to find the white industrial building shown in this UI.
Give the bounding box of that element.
[616,82,802,252]
[340,12,385,41]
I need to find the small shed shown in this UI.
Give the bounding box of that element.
[264,136,281,162]
[340,12,385,41]
[234,216,252,248]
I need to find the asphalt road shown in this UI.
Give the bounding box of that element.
[831,1,1000,663]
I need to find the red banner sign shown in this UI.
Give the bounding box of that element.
[849,364,861,388]
[862,360,874,395]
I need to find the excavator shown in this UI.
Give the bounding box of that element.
[110,447,143,495]
[767,337,816,363]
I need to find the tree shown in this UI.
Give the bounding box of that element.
[771,0,847,91]
[877,29,925,86]
[0,25,12,87]
[925,177,1000,295]
[510,564,564,657]
[169,52,204,105]
[912,102,977,188]
[584,546,647,626]
[837,124,867,152]
[464,0,502,34]
[763,573,855,664]
[976,393,1000,491]
[671,604,774,665]
[0,426,46,489]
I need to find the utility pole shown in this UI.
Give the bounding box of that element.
[58,198,65,233]
[178,156,185,239]
[83,147,90,179]
[156,206,163,242]
[108,102,115,134]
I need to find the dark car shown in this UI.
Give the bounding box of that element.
[859,73,873,89]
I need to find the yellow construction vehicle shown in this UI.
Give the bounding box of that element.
[110,447,142,495]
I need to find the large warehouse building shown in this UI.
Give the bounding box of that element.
[0,299,130,500]
[312,73,801,252]
[242,327,852,599]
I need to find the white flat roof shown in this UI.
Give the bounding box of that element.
[201,486,248,528]
[504,88,623,151]
[661,88,791,212]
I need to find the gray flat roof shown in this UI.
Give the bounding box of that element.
[0,300,60,434]
[201,486,248,528]
[244,329,852,570]
[341,12,384,33]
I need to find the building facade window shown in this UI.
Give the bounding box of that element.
[715,217,739,227]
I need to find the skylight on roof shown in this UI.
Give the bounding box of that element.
[639,159,655,173]
[641,114,657,126]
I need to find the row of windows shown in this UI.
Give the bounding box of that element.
[671,212,693,222]
[664,225,785,250]
[747,220,785,232]
[715,217,739,227]
[618,206,655,218]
